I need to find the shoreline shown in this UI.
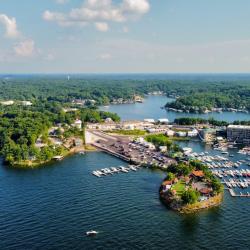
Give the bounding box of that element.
[160,191,223,214]
[9,145,99,169]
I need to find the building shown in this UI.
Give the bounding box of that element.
[176,131,187,137]
[73,119,82,129]
[200,128,216,143]
[187,129,198,137]
[21,101,32,106]
[227,125,250,144]
[0,100,14,106]
[166,130,175,137]
[158,118,169,124]
[144,119,155,123]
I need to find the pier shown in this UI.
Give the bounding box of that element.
[228,188,250,197]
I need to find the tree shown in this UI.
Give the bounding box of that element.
[181,188,200,204]
[166,172,175,181]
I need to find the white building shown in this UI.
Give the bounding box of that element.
[158,118,169,124]
[105,117,113,123]
[73,119,82,129]
[159,146,168,152]
[166,130,175,136]
[176,131,187,137]
[187,129,198,137]
[1,100,14,106]
[144,119,155,123]
[21,101,32,106]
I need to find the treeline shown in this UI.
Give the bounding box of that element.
[1,76,250,107]
[174,117,250,126]
[166,90,250,113]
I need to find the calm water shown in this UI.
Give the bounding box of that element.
[0,152,249,250]
[1,95,250,250]
[100,95,250,122]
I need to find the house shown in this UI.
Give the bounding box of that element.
[21,101,32,106]
[105,117,113,123]
[159,146,167,152]
[166,130,175,137]
[199,188,212,196]
[62,108,78,113]
[162,180,173,192]
[72,99,85,106]
[72,119,82,129]
[0,100,14,106]
[191,170,205,180]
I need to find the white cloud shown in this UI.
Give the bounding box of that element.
[95,22,109,32]
[43,0,150,31]
[14,39,35,57]
[122,0,150,14]
[0,14,20,39]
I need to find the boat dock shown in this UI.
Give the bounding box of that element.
[92,165,141,177]
[228,188,250,197]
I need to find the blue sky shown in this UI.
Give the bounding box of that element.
[0,0,250,73]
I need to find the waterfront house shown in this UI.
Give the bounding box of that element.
[191,170,205,180]
[199,188,212,196]
[162,180,173,192]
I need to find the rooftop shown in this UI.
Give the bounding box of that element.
[192,170,205,178]
[228,125,250,130]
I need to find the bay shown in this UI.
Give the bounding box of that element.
[100,95,250,122]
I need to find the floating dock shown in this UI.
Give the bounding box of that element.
[228,188,250,197]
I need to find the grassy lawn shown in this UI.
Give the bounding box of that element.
[172,180,186,195]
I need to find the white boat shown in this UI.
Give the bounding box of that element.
[86,230,98,236]
[129,166,137,171]
[120,166,129,173]
[92,171,101,177]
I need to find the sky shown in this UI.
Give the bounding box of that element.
[0,0,250,74]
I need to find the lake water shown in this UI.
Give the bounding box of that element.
[100,95,250,122]
[0,152,249,250]
[1,95,250,250]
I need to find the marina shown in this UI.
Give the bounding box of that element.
[180,142,250,198]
